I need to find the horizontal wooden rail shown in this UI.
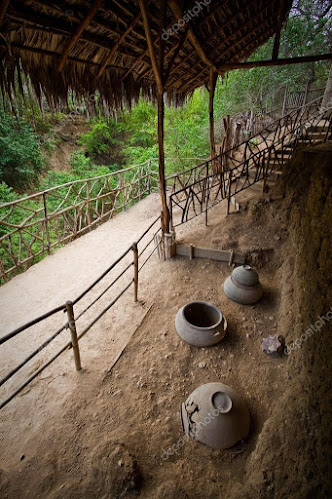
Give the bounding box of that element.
[0,216,162,410]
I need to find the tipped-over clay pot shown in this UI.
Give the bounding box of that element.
[175,301,227,347]
[223,265,263,305]
[181,382,250,450]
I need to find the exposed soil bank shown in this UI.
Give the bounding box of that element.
[234,143,332,498]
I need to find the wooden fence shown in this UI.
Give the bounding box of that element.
[0,158,207,283]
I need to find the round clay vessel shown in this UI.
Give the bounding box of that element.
[175,301,227,347]
[181,382,250,450]
[224,265,263,305]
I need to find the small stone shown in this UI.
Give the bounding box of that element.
[269,316,275,321]
[274,235,281,241]
[261,334,285,356]
[198,361,207,369]
[117,460,123,467]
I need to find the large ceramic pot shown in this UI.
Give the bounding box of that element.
[223,265,263,305]
[181,382,250,450]
[175,301,227,347]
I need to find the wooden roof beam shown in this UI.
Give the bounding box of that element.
[164,0,260,86]
[29,0,141,43]
[5,9,139,60]
[58,0,102,72]
[3,42,151,77]
[123,0,226,81]
[168,0,218,73]
[97,8,142,77]
[0,0,10,26]
[219,53,332,71]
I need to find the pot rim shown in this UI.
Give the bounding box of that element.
[181,301,223,331]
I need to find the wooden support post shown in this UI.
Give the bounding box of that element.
[189,244,194,260]
[227,172,232,215]
[132,243,138,302]
[209,69,218,172]
[157,91,170,236]
[139,0,170,237]
[66,301,81,371]
[43,192,51,255]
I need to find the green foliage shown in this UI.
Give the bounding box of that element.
[0,113,44,190]
[78,118,126,165]
[0,182,18,205]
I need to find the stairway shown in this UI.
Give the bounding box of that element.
[169,99,331,227]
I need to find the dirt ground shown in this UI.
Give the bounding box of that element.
[0,144,331,498]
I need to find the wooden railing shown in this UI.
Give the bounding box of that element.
[0,215,162,410]
[169,99,332,228]
[0,157,207,284]
[0,161,160,283]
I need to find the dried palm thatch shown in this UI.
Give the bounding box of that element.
[0,0,294,110]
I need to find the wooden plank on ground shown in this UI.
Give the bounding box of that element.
[175,243,246,265]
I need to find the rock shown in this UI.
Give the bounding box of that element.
[261,334,285,356]
[274,234,281,241]
[198,361,207,369]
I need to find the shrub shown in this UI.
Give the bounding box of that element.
[0,113,44,190]
[78,118,126,165]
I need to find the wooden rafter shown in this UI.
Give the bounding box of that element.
[3,42,150,77]
[168,0,218,73]
[172,2,272,86]
[0,0,10,26]
[58,0,102,72]
[123,0,227,81]
[165,24,190,83]
[6,10,138,60]
[162,0,259,89]
[97,9,142,78]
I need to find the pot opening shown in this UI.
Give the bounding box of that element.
[183,302,221,328]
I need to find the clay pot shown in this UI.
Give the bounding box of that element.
[181,382,250,450]
[223,265,263,305]
[175,301,227,347]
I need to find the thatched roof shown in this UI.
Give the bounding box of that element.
[0,0,293,109]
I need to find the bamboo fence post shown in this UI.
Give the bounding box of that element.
[148,160,152,193]
[86,180,92,230]
[138,167,142,201]
[132,243,138,302]
[66,301,82,371]
[0,259,7,283]
[42,193,51,255]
